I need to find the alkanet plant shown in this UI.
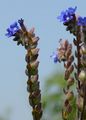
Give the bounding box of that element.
[51,6,86,120]
[6,19,42,120]
[5,6,86,120]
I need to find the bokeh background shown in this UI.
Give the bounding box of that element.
[0,0,85,120]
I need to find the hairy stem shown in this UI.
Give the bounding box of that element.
[75,27,81,120]
[76,28,81,89]
[80,83,86,120]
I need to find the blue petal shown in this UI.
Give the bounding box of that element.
[6,21,20,37]
[50,52,59,63]
[10,22,18,28]
[68,6,77,15]
[57,6,77,23]
[77,16,86,26]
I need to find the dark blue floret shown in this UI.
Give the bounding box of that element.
[77,17,86,26]
[5,22,20,37]
[57,6,77,23]
[67,7,77,15]
[50,52,60,63]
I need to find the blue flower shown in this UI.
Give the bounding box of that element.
[77,17,86,26]
[5,22,20,37]
[50,52,60,63]
[57,6,77,23]
[67,7,77,15]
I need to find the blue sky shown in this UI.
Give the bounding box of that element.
[0,0,85,120]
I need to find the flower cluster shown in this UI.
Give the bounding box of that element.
[57,6,86,27]
[54,40,74,119]
[57,6,77,23]
[5,22,20,37]
[77,17,86,26]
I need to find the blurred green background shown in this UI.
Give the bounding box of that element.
[42,73,77,120]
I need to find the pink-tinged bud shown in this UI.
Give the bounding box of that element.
[76,96,83,111]
[80,45,86,54]
[66,91,74,101]
[79,70,86,82]
[31,48,39,55]
[32,37,39,44]
[29,27,35,34]
[28,29,35,38]
[64,61,72,68]
[68,65,74,74]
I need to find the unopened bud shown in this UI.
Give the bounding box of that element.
[31,48,39,55]
[80,45,86,54]
[65,70,70,80]
[68,65,74,74]
[66,91,74,101]
[76,96,83,111]
[67,77,74,87]
[66,49,71,59]
[30,75,39,83]
[62,110,68,120]
[30,61,39,69]
[32,37,39,43]
[79,70,86,82]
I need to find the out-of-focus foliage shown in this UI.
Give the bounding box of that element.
[42,72,76,120]
[0,108,11,120]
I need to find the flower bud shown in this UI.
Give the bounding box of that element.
[62,110,68,120]
[65,70,70,80]
[67,77,74,87]
[29,90,41,106]
[32,103,42,119]
[68,65,74,74]
[66,91,74,101]
[30,61,39,69]
[30,75,39,83]
[80,45,86,54]
[66,104,72,113]
[78,87,84,97]
[79,70,86,82]
[76,96,83,111]
[81,59,86,67]
[31,48,39,55]
[66,49,71,59]
[81,55,86,67]
[68,55,74,62]
[32,37,39,44]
